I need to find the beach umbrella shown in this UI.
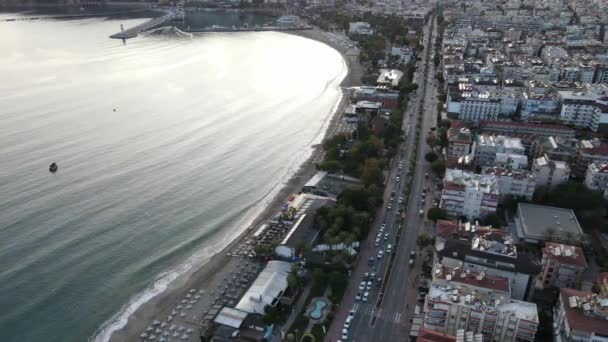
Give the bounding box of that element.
[194,295,201,299]
[190,300,196,304]
[189,289,196,293]
[149,334,156,340]
[181,299,187,304]
[162,331,169,337]
[181,334,188,340]
[153,320,161,326]
[171,310,177,315]
[155,328,162,334]
[140,333,147,339]
[173,332,180,338]
[160,322,167,328]
[186,328,193,334]
[186,305,192,309]
[169,325,176,331]
[180,312,186,317]
[159,338,166,342]
[146,327,153,332]
[178,326,185,332]
[185,294,191,298]
[167,316,173,322]
[198,289,205,294]
[176,305,182,309]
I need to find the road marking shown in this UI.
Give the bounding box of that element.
[395,313,402,323]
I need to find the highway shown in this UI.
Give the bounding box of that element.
[326,13,439,342]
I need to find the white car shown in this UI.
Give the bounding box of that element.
[342,329,349,340]
[374,238,380,246]
[359,281,366,291]
[363,291,369,302]
[344,317,352,329]
[348,310,355,319]
[366,281,372,290]
[378,250,384,258]
[355,292,362,301]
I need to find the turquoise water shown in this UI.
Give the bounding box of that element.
[0,14,346,342]
[309,299,328,320]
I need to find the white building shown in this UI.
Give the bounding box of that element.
[532,154,570,188]
[584,161,608,195]
[348,22,373,35]
[447,89,501,123]
[494,153,528,170]
[423,263,538,341]
[482,167,536,200]
[440,169,500,219]
[558,84,608,132]
[474,135,526,168]
[376,69,404,88]
[553,288,608,342]
[390,46,413,64]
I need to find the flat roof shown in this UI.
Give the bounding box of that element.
[235,260,292,314]
[214,307,248,329]
[517,203,583,240]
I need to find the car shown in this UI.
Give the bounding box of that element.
[363,292,369,302]
[348,310,355,319]
[368,257,375,266]
[381,223,386,229]
[364,272,369,280]
[387,204,392,210]
[378,250,384,258]
[425,173,429,178]
[355,292,362,301]
[385,232,389,238]
[342,329,349,340]
[398,165,402,170]
[370,272,376,279]
[396,176,400,182]
[387,244,392,253]
[398,197,403,204]
[344,317,352,329]
[374,239,380,247]
[410,251,416,258]
[359,281,366,291]
[409,259,414,266]
[366,281,372,290]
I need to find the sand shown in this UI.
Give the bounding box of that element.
[106,27,362,342]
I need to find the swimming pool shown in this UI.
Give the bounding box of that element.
[309,299,328,320]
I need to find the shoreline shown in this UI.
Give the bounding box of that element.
[103,28,362,342]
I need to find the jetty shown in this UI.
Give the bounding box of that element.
[109,12,177,39]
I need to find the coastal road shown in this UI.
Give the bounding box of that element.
[326,14,439,342]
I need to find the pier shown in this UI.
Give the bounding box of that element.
[109,12,177,39]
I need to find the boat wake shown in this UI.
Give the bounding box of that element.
[144,26,193,39]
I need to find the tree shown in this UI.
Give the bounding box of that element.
[319,160,341,173]
[427,207,447,222]
[416,234,434,248]
[425,152,438,163]
[431,159,446,175]
[481,213,502,228]
[426,134,439,148]
[362,158,384,187]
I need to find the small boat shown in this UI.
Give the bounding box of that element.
[49,163,58,173]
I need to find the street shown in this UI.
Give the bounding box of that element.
[326,14,439,342]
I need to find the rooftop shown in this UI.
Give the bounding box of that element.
[517,203,583,240]
[377,69,404,87]
[477,134,524,151]
[588,162,608,174]
[481,167,534,181]
[428,281,538,323]
[434,264,511,293]
[559,288,608,336]
[444,169,499,194]
[235,260,292,314]
[214,307,248,329]
[544,242,587,268]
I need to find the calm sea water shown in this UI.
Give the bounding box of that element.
[0,15,346,342]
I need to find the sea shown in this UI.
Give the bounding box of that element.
[0,13,347,342]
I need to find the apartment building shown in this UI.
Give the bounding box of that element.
[423,264,538,342]
[446,85,501,123]
[558,84,608,132]
[440,169,500,219]
[474,135,525,168]
[434,220,540,300]
[536,243,588,290]
[481,167,536,200]
[532,154,570,188]
[478,121,576,140]
[584,161,608,194]
[553,288,608,342]
[447,127,473,159]
[574,139,608,178]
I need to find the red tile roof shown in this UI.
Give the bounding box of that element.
[559,288,608,336]
[417,328,456,342]
[543,243,588,269]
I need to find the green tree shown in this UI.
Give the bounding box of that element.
[427,207,447,222]
[431,159,446,175]
[426,134,439,148]
[481,213,502,228]
[416,234,434,248]
[362,158,384,187]
[425,152,438,163]
[319,160,342,173]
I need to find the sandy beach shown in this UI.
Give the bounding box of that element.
[106,27,362,342]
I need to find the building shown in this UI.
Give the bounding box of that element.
[446,88,501,123]
[481,167,536,200]
[584,161,608,194]
[391,46,413,64]
[348,22,374,35]
[514,203,584,244]
[440,169,500,220]
[536,243,588,290]
[353,86,400,110]
[574,139,608,178]
[474,135,525,168]
[553,288,608,342]
[447,127,472,159]
[494,153,528,170]
[434,220,539,300]
[558,84,608,132]
[479,121,575,140]
[529,136,578,163]
[532,154,570,188]
[376,69,404,88]
[274,194,334,259]
[423,263,538,341]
